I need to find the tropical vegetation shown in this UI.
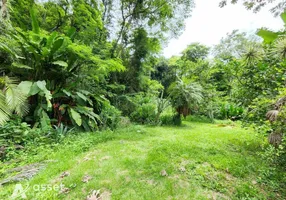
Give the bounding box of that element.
[1,0,286,199]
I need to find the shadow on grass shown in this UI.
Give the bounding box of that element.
[184,115,214,124]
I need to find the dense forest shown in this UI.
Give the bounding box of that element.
[1,0,286,199]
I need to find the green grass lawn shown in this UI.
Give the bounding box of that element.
[1,120,285,199]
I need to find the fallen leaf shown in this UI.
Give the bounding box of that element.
[160,170,168,177]
[146,179,155,185]
[100,156,111,161]
[179,166,186,172]
[84,157,91,161]
[86,190,101,200]
[82,175,93,183]
[60,171,70,178]
[60,187,70,194]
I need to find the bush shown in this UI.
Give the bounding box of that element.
[173,114,182,126]
[160,113,182,126]
[160,114,174,125]
[130,102,157,124]
[0,118,43,160]
[116,93,157,124]
[118,116,131,128]
[99,102,122,130]
[219,102,244,120]
[0,117,38,146]
[0,117,77,160]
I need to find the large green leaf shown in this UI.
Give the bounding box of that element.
[12,63,33,70]
[19,81,52,109]
[36,81,48,91]
[0,43,17,58]
[36,81,52,109]
[30,6,40,34]
[67,27,76,39]
[18,81,33,96]
[62,89,71,97]
[69,108,82,126]
[50,38,64,56]
[40,110,51,130]
[46,32,58,49]
[256,29,278,43]
[52,61,68,67]
[29,82,41,96]
[280,11,286,24]
[76,92,88,102]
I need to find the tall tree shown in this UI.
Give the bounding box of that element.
[108,0,194,57]
[182,43,210,62]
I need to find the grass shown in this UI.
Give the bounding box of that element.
[1,119,285,199]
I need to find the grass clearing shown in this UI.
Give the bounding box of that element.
[1,120,285,199]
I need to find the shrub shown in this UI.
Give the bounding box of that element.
[219,102,244,120]
[160,113,182,126]
[0,117,45,160]
[99,102,122,130]
[173,113,182,126]
[130,102,157,124]
[118,116,131,128]
[0,117,36,146]
[160,114,174,125]
[116,93,157,124]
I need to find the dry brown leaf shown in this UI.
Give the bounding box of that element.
[179,166,186,172]
[160,170,168,177]
[60,171,70,178]
[86,190,101,200]
[146,179,155,185]
[84,157,91,161]
[100,156,111,161]
[82,175,93,183]
[60,187,70,194]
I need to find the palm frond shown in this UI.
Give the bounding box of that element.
[3,76,29,117]
[0,76,29,125]
[272,37,286,59]
[0,92,10,125]
[242,46,264,66]
[169,78,203,109]
[268,132,283,147]
[266,110,279,122]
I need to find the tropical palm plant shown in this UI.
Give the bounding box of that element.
[266,96,286,147]
[168,78,203,118]
[0,76,28,125]
[242,46,264,66]
[272,37,286,59]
